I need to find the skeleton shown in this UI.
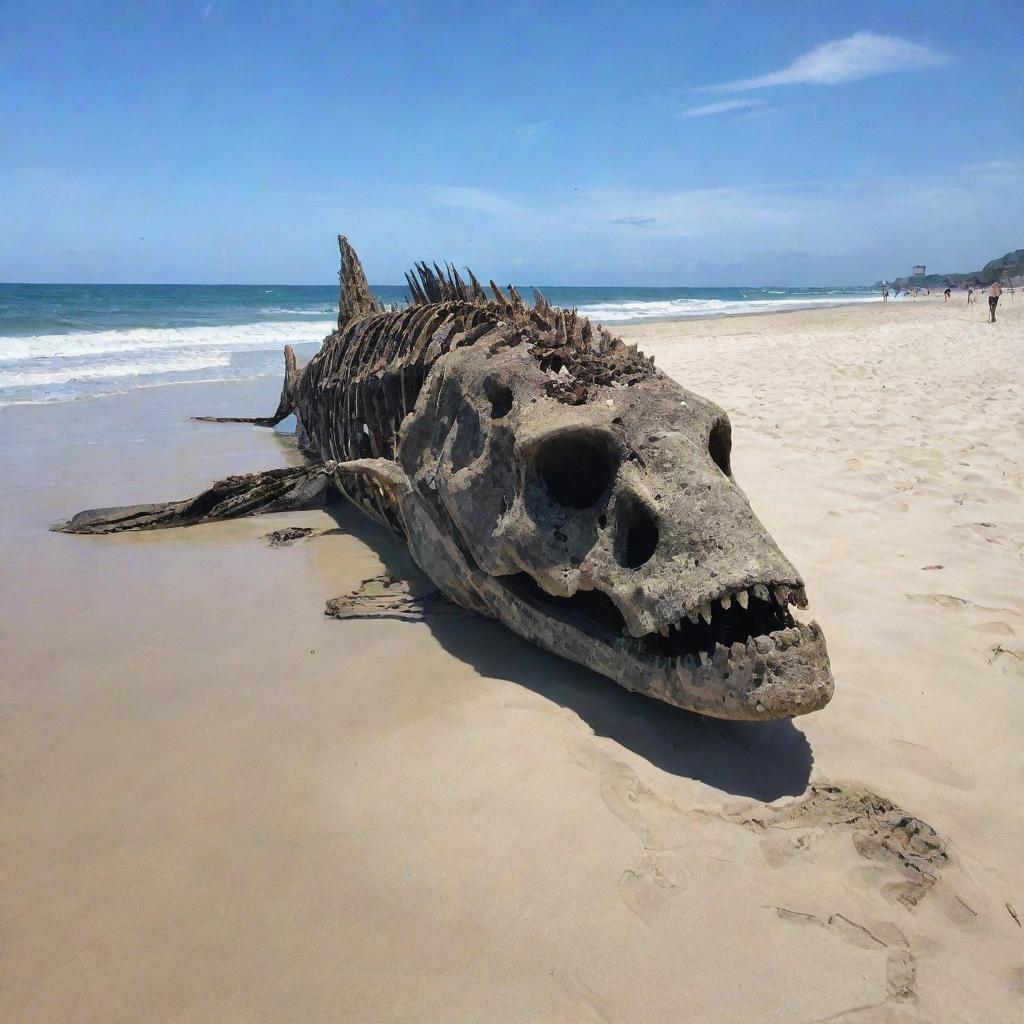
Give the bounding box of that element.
[56,237,834,721]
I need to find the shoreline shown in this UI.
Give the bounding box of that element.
[2,297,1021,1021]
[0,291,934,410]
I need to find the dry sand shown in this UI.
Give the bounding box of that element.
[2,295,1021,1022]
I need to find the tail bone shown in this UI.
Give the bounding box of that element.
[194,345,301,427]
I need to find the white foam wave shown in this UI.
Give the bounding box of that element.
[0,319,334,363]
[577,294,879,323]
[260,306,334,315]
[0,353,232,388]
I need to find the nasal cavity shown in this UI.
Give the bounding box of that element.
[484,378,514,419]
[535,431,614,509]
[616,496,659,568]
[449,404,484,471]
[709,418,732,476]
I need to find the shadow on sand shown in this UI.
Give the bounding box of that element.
[321,498,814,803]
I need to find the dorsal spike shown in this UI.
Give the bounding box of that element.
[467,269,487,303]
[507,284,525,309]
[418,262,442,303]
[432,262,450,300]
[337,235,378,330]
[565,308,580,348]
[404,270,426,305]
[449,263,468,301]
[557,310,570,345]
[532,288,549,312]
[425,263,443,302]
[489,280,507,305]
[442,262,459,300]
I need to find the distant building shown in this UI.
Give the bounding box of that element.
[912,264,926,276]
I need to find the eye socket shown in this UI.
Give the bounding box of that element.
[709,419,732,476]
[535,431,614,509]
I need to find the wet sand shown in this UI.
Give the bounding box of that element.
[2,295,1021,1022]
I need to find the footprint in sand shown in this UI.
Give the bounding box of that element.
[736,782,948,908]
[772,908,917,1001]
[620,846,692,925]
[890,739,972,790]
[906,591,1016,614]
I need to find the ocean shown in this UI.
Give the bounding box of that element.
[0,282,880,406]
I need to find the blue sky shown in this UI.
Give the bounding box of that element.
[2,0,1022,285]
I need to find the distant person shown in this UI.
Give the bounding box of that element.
[967,286,975,305]
[989,281,1002,322]
[882,286,889,302]
[943,287,951,302]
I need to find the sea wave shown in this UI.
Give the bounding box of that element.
[0,353,233,388]
[259,306,335,315]
[0,319,335,363]
[576,294,879,323]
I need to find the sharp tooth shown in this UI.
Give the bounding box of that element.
[658,624,669,637]
[736,589,749,609]
[794,586,808,608]
[753,584,770,603]
[700,603,712,624]
[687,610,699,625]
[720,594,731,610]
[774,585,790,606]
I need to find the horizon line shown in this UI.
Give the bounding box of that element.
[0,279,878,290]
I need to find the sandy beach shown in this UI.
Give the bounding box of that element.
[2,295,1021,1022]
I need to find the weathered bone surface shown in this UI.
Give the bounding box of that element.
[55,235,835,720]
[55,466,336,533]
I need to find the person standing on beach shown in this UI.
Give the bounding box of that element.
[882,286,889,302]
[988,281,1001,322]
[943,287,951,302]
[967,286,975,305]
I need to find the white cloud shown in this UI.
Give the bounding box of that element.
[964,159,1024,183]
[705,32,949,91]
[613,215,658,227]
[421,185,532,220]
[384,160,1020,284]
[679,98,765,119]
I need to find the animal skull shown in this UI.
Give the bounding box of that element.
[393,337,834,721]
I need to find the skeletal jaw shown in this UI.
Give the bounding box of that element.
[651,583,809,639]
[489,571,832,720]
